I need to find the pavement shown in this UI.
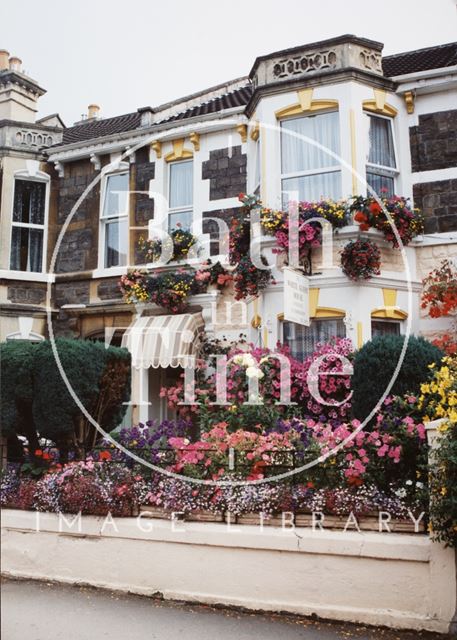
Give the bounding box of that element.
[1,578,447,640]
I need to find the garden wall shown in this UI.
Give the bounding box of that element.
[1,508,455,634]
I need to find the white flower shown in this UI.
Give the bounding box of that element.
[242,353,257,368]
[416,481,424,489]
[233,354,245,365]
[405,480,413,486]
[395,488,407,498]
[246,366,264,380]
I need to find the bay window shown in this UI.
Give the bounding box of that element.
[282,317,346,361]
[168,160,193,231]
[280,111,341,208]
[101,172,129,268]
[366,114,397,196]
[10,179,46,272]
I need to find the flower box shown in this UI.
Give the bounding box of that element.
[139,506,175,520]
[185,510,224,523]
[226,512,291,527]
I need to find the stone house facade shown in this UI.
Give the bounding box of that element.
[1,36,456,424]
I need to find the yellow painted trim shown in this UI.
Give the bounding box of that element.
[236,124,247,143]
[404,91,415,114]
[164,138,194,162]
[349,109,357,196]
[250,121,260,141]
[357,322,363,348]
[362,98,398,118]
[189,132,200,152]
[151,140,162,159]
[263,326,269,347]
[277,312,284,322]
[382,288,397,308]
[275,89,339,119]
[314,307,346,319]
[309,288,320,318]
[251,297,261,328]
[371,308,408,320]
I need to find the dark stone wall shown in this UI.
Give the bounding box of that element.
[134,149,155,227]
[413,179,457,233]
[410,110,457,172]
[54,281,90,307]
[202,146,247,200]
[7,283,47,305]
[97,279,123,300]
[54,159,103,273]
[202,207,240,256]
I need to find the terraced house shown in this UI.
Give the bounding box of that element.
[0,35,456,424]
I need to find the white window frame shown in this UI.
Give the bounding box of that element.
[279,110,342,206]
[9,170,50,275]
[99,167,130,270]
[365,112,399,195]
[280,316,346,360]
[167,159,193,232]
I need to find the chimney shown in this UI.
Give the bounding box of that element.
[87,104,100,120]
[0,50,9,71]
[9,56,22,72]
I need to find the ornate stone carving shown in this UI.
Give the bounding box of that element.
[273,49,337,79]
[359,49,382,74]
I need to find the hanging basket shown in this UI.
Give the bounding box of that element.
[340,239,381,281]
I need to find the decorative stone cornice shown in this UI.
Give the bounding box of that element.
[249,35,384,91]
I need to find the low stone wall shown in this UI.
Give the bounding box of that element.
[1,508,455,634]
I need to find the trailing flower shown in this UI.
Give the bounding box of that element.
[138,227,198,263]
[419,354,457,424]
[340,238,381,281]
[349,194,424,247]
[119,261,232,313]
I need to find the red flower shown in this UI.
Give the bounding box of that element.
[359,223,370,231]
[99,451,112,461]
[354,211,367,223]
[34,449,43,457]
[369,201,382,216]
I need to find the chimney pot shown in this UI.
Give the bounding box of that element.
[88,104,100,119]
[9,56,22,72]
[0,50,9,71]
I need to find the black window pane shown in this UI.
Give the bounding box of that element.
[13,180,46,224]
[10,227,43,272]
[371,320,400,337]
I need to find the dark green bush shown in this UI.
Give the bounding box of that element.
[352,335,443,421]
[1,339,131,455]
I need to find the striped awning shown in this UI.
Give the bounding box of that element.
[121,313,204,369]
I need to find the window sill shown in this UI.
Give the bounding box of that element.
[0,270,55,283]
[92,267,128,279]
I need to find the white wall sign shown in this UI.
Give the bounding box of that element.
[283,267,309,326]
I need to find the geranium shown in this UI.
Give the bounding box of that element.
[421,259,457,318]
[349,195,424,247]
[340,239,381,281]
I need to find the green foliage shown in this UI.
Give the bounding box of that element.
[0,340,35,436]
[430,421,457,547]
[1,339,131,451]
[352,335,443,421]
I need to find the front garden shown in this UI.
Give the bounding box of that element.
[1,194,456,544]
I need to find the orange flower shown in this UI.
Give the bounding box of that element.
[42,452,51,461]
[99,451,112,461]
[34,449,43,457]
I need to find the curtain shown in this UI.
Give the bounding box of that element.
[13,180,45,224]
[366,171,394,197]
[281,111,340,174]
[282,171,342,206]
[284,318,346,360]
[169,161,193,209]
[368,116,396,168]
[10,227,43,272]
